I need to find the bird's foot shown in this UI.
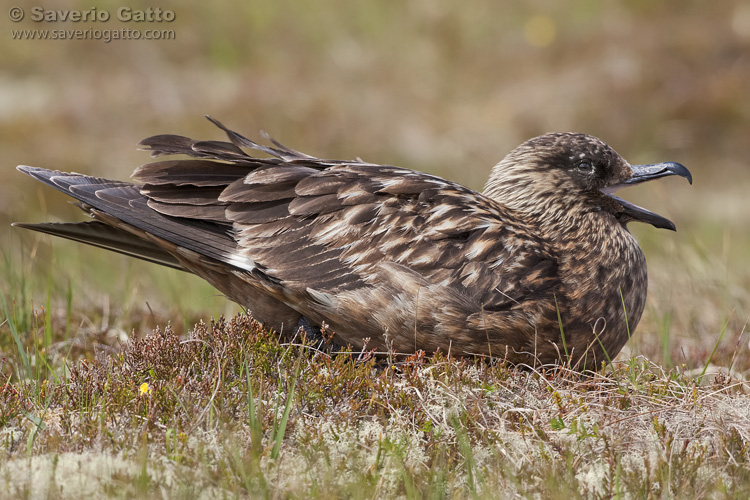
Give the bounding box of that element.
[297,316,322,341]
[296,316,339,352]
[297,317,366,358]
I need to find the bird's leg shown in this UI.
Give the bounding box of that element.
[296,316,346,354]
[297,316,324,345]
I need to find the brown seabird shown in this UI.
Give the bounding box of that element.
[14,117,692,368]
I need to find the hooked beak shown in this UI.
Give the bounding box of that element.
[602,162,693,231]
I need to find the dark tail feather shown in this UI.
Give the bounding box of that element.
[16,165,239,266]
[12,221,185,271]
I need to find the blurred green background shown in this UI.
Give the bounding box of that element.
[2,0,748,368]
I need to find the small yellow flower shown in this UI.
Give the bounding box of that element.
[139,382,151,395]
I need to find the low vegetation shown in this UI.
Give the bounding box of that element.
[1,293,749,498]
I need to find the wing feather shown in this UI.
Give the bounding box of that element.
[17,117,562,359]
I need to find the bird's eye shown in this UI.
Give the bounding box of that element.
[576,162,593,173]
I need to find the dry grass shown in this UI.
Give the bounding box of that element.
[1,312,749,498]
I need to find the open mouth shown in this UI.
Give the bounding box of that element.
[600,162,693,230]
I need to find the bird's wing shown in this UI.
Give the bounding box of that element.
[223,163,557,310]
[11,220,184,270]
[133,118,560,313]
[18,118,559,323]
[16,166,243,272]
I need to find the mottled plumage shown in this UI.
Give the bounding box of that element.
[14,117,691,369]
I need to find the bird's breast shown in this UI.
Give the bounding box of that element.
[553,218,648,361]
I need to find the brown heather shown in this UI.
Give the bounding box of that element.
[1,313,748,497]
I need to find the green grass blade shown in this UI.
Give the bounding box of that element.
[2,293,32,380]
[700,318,729,381]
[554,295,569,362]
[270,355,300,460]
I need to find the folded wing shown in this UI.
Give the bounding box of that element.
[17,117,561,356]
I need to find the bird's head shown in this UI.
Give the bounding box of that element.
[483,133,692,231]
